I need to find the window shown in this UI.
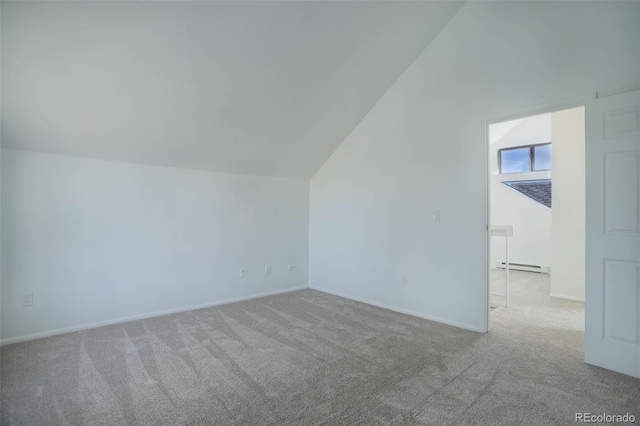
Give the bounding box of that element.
[498,143,551,174]
[500,147,531,173]
[533,144,552,170]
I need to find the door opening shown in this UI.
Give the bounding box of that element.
[486,106,586,336]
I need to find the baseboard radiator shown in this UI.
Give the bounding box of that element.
[496,261,550,274]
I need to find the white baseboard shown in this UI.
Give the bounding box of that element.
[309,285,484,333]
[0,286,308,346]
[549,293,585,303]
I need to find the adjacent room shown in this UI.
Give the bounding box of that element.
[488,107,585,317]
[1,1,639,425]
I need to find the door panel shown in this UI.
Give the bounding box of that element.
[604,260,639,343]
[585,90,640,378]
[604,152,639,234]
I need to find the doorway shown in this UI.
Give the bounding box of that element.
[486,106,586,331]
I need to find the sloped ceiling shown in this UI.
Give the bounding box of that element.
[1,1,464,178]
[489,119,524,146]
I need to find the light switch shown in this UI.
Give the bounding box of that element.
[432,210,441,222]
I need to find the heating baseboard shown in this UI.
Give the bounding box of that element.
[495,261,550,274]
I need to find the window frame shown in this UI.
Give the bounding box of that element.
[498,142,551,174]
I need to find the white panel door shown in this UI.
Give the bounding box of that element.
[585,90,640,378]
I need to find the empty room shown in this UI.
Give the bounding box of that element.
[1,1,639,425]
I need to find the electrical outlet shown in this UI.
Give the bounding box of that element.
[239,268,246,278]
[22,292,33,307]
[265,265,271,275]
[401,276,408,288]
[288,265,294,272]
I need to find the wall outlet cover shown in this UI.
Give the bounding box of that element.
[22,292,33,307]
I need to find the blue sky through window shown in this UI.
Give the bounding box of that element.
[533,144,552,170]
[500,147,530,173]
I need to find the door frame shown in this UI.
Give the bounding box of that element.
[482,92,596,333]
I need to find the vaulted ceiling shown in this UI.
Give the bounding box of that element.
[1,1,464,178]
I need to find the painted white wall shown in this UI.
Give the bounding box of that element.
[550,107,586,302]
[490,114,552,270]
[1,150,309,343]
[309,1,639,332]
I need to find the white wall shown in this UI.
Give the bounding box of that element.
[1,150,309,343]
[550,107,586,302]
[309,1,639,332]
[490,114,552,270]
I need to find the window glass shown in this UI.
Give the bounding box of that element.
[500,147,531,173]
[533,144,552,171]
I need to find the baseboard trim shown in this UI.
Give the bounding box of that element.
[309,286,484,333]
[549,293,585,303]
[0,286,308,346]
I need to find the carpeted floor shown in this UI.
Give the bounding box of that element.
[1,273,639,425]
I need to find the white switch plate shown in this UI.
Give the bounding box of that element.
[265,265,271,275]
[432,210,441,222]
[239,268,246,278]
[22,292,33,307]
[401,276,408,288]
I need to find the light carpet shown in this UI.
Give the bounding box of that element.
[2,273,639,425]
